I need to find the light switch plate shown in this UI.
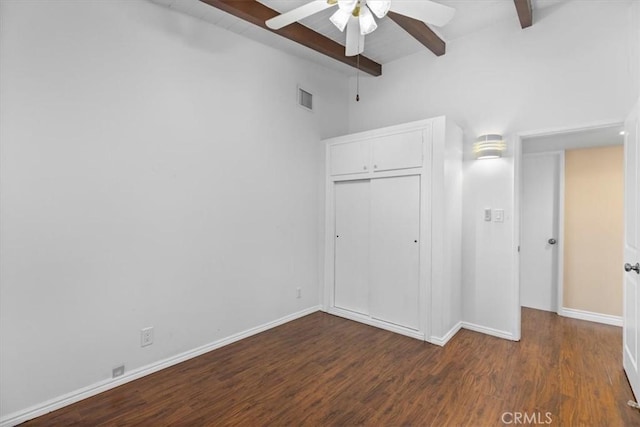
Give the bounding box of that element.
[484,208,492,222]
[494,209,504,222]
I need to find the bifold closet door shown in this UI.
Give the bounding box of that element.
[370,175,421,330]
[334,180,370,315]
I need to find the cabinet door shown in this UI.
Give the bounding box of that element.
[330,141,370,176]
[371,131,423,172]
[370,175,421,330]
[334,180,370,315]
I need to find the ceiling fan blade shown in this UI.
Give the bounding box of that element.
[266,0,336,30]
[389,0,456,27]
[345,16,365,56]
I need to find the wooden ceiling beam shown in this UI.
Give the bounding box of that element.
[514,0,533,29]
[199,0,382,76]
[387,11,445,57]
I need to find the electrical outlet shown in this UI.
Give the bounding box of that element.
[141,327,153,347]
[296,287,302,299]
[112,365,125,378]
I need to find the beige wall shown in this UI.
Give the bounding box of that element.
[564,145,624,316]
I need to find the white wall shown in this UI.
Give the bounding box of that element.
[636,0,640,98]
[3,0,639,421]
[347,0,638,337]
[0,0,348,419]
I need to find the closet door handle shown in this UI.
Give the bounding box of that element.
[548,238,557,245]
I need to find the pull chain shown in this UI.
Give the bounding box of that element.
[356,41,360,102]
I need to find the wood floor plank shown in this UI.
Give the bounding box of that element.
[22,308,640,426]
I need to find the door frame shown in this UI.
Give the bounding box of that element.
[513,119,624,338]
[520,150,565,313]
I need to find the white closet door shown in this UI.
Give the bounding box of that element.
[334,180,370,315]
[370,175,421,330]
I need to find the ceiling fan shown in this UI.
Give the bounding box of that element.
[265,0,456,57]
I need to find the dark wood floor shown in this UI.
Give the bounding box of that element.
[24,308,640,426]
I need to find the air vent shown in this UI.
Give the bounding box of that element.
[298,87,313,111]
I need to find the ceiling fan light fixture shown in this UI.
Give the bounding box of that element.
[330,8,352,31]
[359,5,377,35]
[366,0,391,18]
[337,0,358,12]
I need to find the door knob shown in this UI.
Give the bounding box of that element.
[548,238,557,245]
[625,263,640,274]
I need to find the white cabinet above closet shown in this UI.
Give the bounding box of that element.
[329,141,370,175]
[323,117,463,346]
[329,130,423,176]
[371,130,423,172]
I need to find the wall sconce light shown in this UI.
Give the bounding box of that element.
[474,134,506,160]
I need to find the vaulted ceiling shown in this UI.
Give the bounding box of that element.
[151,0,561,76]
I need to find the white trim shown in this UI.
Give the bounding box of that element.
[421,124,434,342]
[517,120,624,139]
[429,321,462,347]
[558,307,623,327]
[512,134,522,341]
[323,116,444,146]
[323,142,334,311]
[520,150,564,158]
[330,167,423,182]
[327,307,425,341]
[461,322,517,341]
[0,306,322,427]
[557,151,565,313]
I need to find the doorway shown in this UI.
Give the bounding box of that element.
[517,123,625,330]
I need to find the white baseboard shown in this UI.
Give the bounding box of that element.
[429,321,463,346]
[558,307,622,327]
[461,321,517,341]
[0,305,322,427]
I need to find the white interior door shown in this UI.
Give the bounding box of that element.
[521,153,560,312]
[369,175,421,330]
[334,180,370,315]
[623,103,640,399]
